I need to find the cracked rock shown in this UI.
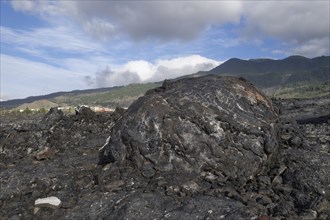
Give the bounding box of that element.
[99,75,279,187]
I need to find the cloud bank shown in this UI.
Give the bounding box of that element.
[87,55,221,88]
[1,54,220,100]
[11,1,243,41]
[0,26,104,56]
[10,0,329,57]
[243,1,330,57]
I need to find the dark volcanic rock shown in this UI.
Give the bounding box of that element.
[100,75,278,187]
[107,192,250,220]
[0,107,124,219]
[271,97,330,218]
[1,76,329,220]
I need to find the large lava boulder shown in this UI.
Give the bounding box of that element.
[99,75,279,186]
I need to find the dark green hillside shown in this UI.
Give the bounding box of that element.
[51,82,161,107]
[1,83,160,109]
[208,55,330,88]
[271,82,330,99]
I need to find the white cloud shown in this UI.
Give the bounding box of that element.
[244,1,329,42]
[0,53,220,100]
[11,0,67,17]
[272,37,329,58]
[88,55,221,87]
[289,37,330,58]
[11,1,243,41]
[0,54,87,100]
[0,93,12,102]
[11,0,34,11]
[243,1,330,57]
[10,0,328,58]
[83,18,116,41]
[120,60,155,81]
[150,55,220,81]
[0,26,104,56]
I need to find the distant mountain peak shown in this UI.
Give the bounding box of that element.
[248,58,274,63]
[207,55,330,88]
[284,55,309,60]
[227,57,242,61]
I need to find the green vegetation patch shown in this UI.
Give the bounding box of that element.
[52,82,161,107]
[272,82,330,99]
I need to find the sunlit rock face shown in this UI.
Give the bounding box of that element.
[99,75,279,185]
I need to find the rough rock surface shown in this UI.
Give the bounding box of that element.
[0,107,125,219]
[272,97,330,218]
[100,75,279,188]
[1,76,329,220]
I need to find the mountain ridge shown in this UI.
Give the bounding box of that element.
[209,55,329,76]
[1,55,329,109]
[201,55,330,88]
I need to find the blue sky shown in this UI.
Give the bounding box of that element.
[1,0,329,101]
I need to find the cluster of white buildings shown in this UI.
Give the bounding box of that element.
[17,106,117,113]
[88,106,115,112]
